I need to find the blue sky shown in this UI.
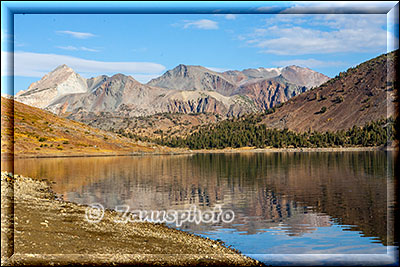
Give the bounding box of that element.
[1,1,399,94]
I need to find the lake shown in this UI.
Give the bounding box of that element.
[3,151,397,264]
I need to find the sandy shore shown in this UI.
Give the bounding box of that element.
[1,172,262,266]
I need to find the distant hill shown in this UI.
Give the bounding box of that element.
[261,50,397,132]
[0,97,170,157]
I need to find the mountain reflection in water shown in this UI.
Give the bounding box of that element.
[6,151,394,252]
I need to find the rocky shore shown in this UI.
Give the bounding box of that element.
[1,172,262,266]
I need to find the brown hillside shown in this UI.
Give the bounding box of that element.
[0,97,172,157]
[261,51,398,132]
[72,111,224,140]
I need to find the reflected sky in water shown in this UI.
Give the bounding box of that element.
[4,151,396,262]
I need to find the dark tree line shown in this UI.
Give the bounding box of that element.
[152,115,395,150]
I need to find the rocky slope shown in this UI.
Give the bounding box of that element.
[233,76,308,110]
[261,50,398,132]
[46,73,167,116]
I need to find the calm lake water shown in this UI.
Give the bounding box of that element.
[3,151,397,264]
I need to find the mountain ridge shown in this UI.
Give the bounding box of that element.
[15,63,328,118]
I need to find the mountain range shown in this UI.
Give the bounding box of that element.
[12,50,397,141]
[15,64,329,118]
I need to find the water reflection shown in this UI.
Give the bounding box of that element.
[3,151,394,252]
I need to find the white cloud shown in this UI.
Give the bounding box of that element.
[273,58,347,68]
[3,51,166,80]
[57,46,100,52]
[183,19,219,30]
[57,45,79,51]
[56,30,96,39]
[206,66,229,73]
[243,14,388,55]
[225,14,237,20]
[214,14,237,20]
[80,46,100,52]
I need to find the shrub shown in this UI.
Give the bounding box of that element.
[332,96,344,103]
[361,97,370,103]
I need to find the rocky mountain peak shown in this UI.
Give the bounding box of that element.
[176,63,187,69]
[110,73,137,81]
[170,64,211,77]
[50,64,75,74]
[241,67,283,80]
[280,66,330,88]
[172,64,190,74]
[147,64,237,95]
[15,64,88,109]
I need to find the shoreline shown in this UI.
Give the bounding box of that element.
[2,145,397,159]
[191,146,395,154]
[1,171,262,266]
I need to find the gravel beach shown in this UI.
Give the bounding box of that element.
[1,171,262,266]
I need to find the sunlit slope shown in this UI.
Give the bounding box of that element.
[1,97,160,157]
